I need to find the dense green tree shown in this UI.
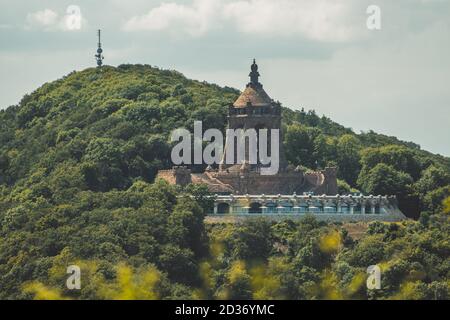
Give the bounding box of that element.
[336,135,362,186]
[284,124,320,169]
[358,163,413,197]
[423,186,450,213]
[359,145,422,180]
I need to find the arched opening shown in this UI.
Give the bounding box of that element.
[249,202,262,214]
[266,202,277,214]
[278,201,293,214]
[374,204,380,214]
[308,202,323,213]
[324,205,337,213]
[340,204,349,214]
[217,203,230,214]
[300,204,308,213]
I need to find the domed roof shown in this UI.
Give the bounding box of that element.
[233,59,273,108]
[233,85,273,108]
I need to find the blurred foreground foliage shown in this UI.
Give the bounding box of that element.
[10,186,450,300]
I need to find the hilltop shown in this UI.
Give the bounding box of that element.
[0,64,448,217]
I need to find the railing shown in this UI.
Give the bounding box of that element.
[211,194,394,215]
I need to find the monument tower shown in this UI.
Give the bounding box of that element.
[220,59,287,172]
[157,60,338,196]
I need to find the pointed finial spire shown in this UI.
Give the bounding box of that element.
[95,29,104,67]
[249,58,260,86]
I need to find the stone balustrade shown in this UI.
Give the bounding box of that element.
[211,193,400,216]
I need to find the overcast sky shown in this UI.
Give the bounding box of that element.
[0,0,449,156]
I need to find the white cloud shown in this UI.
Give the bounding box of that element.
[123,0,220,36]
[26,9,59,29]
[223,0,360,41]
[25,7,87,31]
[123,0,362,41]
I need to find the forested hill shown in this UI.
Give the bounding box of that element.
[0,64,449,300]
[0,64,448,217]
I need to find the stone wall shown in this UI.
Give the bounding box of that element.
[205,212,407,223]
[157,165,339,195]
[156,166,192,186]
[212,170,305,195]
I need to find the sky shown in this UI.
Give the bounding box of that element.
[0,0,449,156]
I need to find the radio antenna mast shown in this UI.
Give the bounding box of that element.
[95,29,104,67]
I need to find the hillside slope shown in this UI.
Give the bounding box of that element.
[0,64,448,216]
[0,64,449,300]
